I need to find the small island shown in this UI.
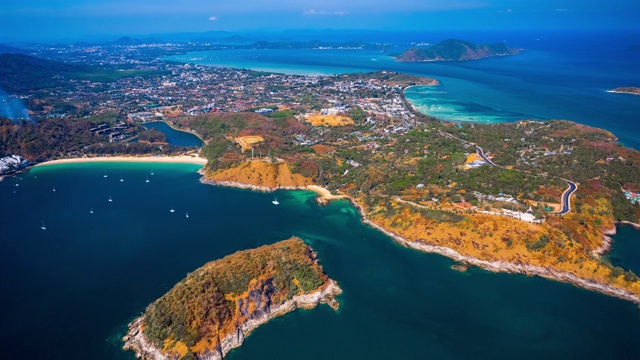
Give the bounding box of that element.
[609,87,640,95]
[122,238,341,360]
[395,39,521,62]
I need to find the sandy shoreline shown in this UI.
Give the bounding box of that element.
[34,155,208,167]
[306,185,347,201]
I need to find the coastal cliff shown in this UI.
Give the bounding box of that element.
[123,238,341,360]
[203,160,313,190]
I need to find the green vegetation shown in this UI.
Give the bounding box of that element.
[137,129,167,143]
[142,238,328,352]
[395,39,520,62]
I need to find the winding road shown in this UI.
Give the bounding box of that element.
[441,131,578,215]
[555,181,578,215]
[476,146,499,167]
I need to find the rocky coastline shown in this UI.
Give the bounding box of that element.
[198,178,640,308]
[348,198,640,308]
[123,279,342,360]
[199,178,305,193]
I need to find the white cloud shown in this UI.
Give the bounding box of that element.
[303,9,347,16]
[209,16,217,21]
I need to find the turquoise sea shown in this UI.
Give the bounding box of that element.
[2,163,640,359]
[164,30,640,149]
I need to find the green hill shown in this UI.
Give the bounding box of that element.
[395,39,521,62]
[123,237,341,359]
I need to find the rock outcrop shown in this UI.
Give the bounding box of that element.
[123,238,341,359]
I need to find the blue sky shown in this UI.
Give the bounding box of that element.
[2,0,639,41]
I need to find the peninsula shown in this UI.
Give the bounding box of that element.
[395,39,521,62]
[123,238,341,360]
[609,87,640,95]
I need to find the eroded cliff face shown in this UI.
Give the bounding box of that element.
[123,238,341,360]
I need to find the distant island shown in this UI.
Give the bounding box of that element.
[123,238,341,360]
[609,87,640,95]
[394,39,521,62]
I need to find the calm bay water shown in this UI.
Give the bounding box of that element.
[609,225,640,276]
[141,121,202,147]
[1,163,640,359]
[165,30,640,149]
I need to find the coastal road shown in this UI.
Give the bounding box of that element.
[555,181,578,215]
[476,146,499,167]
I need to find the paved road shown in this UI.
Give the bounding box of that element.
[556,181,578,215]
[476,146,498,167]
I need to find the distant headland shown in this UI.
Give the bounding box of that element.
[123,238,341,360]
[608,87,640,95]
[394,39,521,62]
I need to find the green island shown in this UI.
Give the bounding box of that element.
[394,39,521,62]
[123,238,341,360]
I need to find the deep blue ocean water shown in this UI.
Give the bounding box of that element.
[1,163,640,359]
[165,30,640,149]
[140,121,202,147]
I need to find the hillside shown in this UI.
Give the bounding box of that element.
[204,160,313,190]
[395,39,521,62]
[123,238,341,360]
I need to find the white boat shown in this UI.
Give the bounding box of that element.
[90,208,94,214]
[52,187,56,192]
[170,208,175,213]
[186,212,189,218]
[103,174,108,178]
[150,170,154,176]
[272,196,279,205]
[108,196,113,202]
[40,221,46,230]
[146,177,150,183]
[120,177,124,182]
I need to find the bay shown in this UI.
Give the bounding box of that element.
[1,163,640,359]
[164,30,640,150]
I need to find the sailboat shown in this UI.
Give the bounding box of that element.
[40,221,46,230]
[52,187,56,192]
[108,196,113,202]
[90,208,94,214]
[185,211,189,218]
[120,176,124,182]
[272,196,279,205]
[146,177,150,183]
[170,208,175,213]
[150,170,155,176]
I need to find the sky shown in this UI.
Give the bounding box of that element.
[1,0,640,42]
